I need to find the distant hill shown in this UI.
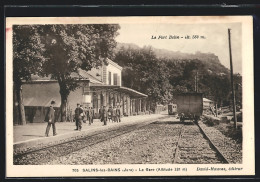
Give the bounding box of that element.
[116,42,229,75]
[114,42,242,107]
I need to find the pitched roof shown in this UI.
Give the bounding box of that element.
[29,69,102,84]
[203,98,213,102]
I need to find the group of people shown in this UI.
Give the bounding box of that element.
[74,104,94,131]
[100,105,122,125]
[74,104,122,130]
[44,101,123,137]
[107,106,121,123]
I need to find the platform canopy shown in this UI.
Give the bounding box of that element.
[89,83,120,91]
[117,86,147,98]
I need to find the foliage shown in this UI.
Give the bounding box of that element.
[37,24,120,92]
[114,45,242,108]
[13,24,120,121]
[13,25,46,85]
[114,46,173,106]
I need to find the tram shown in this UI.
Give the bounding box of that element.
[168,104,178,115]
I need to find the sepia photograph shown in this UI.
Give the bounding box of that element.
[5,16,254,177]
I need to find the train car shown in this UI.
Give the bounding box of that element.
[168,104,177,115]
[174,93,203,123]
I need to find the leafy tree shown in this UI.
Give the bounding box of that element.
[115,45,236,109]
[114,46,173,110]
[13,25,45,125]
[13,24,120,122]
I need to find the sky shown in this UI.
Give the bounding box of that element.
[116,23,242,74]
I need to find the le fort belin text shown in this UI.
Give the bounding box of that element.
[151,35,206,39]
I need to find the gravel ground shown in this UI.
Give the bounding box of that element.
[45,119,183,164]
[175,123,224,164]
[44,118,224,165]
[15,116,235,165]
[199,120,242,164]
[14,122,156,165]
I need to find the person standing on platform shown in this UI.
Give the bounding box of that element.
[92,107,95,123]
[101,106,108,125]
[112,106,117,123]
[80,105,85,126]
[89,107,94,125]
[116,105,121,123]
[45,101,57,137]
[75,103,83,131]
[108,106,113,122]
[99,107,102,122]
[87,107,90,125]
[83,106,88,123]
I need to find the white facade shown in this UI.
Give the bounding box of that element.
[86,59,123,86]
[104,61,122,86]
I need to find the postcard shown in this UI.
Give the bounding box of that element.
[6,16,254,177]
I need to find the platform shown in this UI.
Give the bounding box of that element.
[13,113,169,152]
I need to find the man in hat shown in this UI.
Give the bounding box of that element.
[87,107,91,125]
[112,106,117,123]
[88,107,94,125]
[100,106,108,125]
[83,106,88,123]
[45,101,57,137]
[107,106,113,122]
[116,105,121,123]
[75,103,83,130]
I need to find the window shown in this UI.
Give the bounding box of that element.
[108,71,111,85]
[113,73,118,85]
[117,75,120,86]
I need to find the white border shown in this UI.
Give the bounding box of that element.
[6,16,254,177]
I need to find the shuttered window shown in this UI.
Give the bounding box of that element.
[113,73,117,85]
[108,72,112,85]
[117,75,120,86]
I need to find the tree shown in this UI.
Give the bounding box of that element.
[114,46,173,110]
[14,24,120,122]
[13,25,45,125]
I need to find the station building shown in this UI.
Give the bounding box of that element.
[18,59,150,124]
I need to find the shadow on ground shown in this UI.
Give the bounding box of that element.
[151,121,195,125]
[22,135,45,137]
[151,121,184,125]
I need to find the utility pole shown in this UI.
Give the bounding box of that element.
[194,71,199,92]
[195,73,197,92]
[196,71,199,92]
[228,29,237,129]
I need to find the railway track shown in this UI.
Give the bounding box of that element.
[173,121,229,164]
[14,116,169,165]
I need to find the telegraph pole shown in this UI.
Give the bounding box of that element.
[195,73,197,92]
[228,29,237,129]
[194,71,199,92]
[196,71,199,92]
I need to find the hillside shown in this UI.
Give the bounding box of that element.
[116,42,229,75]
[114,42,241,107]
